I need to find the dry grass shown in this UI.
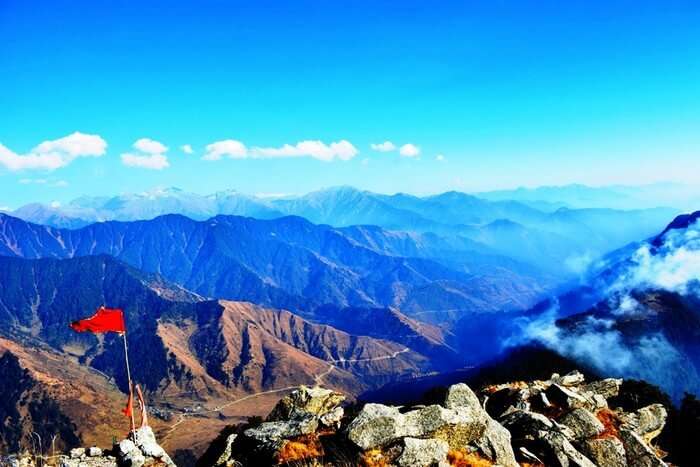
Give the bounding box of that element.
[277,435,324,464]
[360,448,391,467]
[447,449,494,467]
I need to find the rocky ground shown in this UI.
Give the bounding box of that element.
[2,371,672,466]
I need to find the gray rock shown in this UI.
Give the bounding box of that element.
[583,378,623,399]
[214,433,238,467]
[319,406,344,428]
[245,416,319,444]
[555,370,586,386]
[397,437,449,467]
[70,448,86,459]
[346,403,404,450]
[540,430,597,467]
[559,408,605,439]
[266,385,345,421]
[582,437,627,467]
[620,428,667,467]
[116,439,138,458]
[546,384,595,411]
[500,409,554,438]
[474,417,518,467]
[121,449,146,467]
[87,447,103,457]
[444,383,481,410]
[635,404,667,439]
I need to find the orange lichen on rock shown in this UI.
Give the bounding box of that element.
[447,449,494,467]
[276,434,324,464]
[360,448,391,467]
[595,408,622,440]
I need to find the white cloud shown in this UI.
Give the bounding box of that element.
[435,154,446,162]
[121,153,170,170]
[53,180,69,187]
[252,140,358,161]
[50,201,61,209]
[0,206,9,212]
[18,178,68,187]
[203,140,247,160]
[204,139,358,162]
[0,132,107,171]
[399,143,420,157]
[181,144,194,155]
[121,137,170,170]
[134,138,168,155]
[370,141,396,152]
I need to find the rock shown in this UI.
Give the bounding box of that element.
[133,427,174,465]
[245,416,319,444]
[559,408,605,439]
[70,448,86,459]
[620,428,667,467]
[635,404,667,440]
[396,438,449,467]
[266,386,345,421]
[347,401,489,451]
[546,384,595,411]
[87,447,103,457]
[582,437,627,467]
[319,406,344,428]
[500,409,554,438]
[540,430,597,467]
[347,403,404,450]
[444,383,481,410]
[583,378,623,399]
[121,448,146,467]
[473,417,518,467]
[214,433,238,467]
[116,439,138,458]
[554,370,586,386]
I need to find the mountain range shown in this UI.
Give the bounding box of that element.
[3,186,678,278]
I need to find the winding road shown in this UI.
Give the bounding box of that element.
[160,347,410,442]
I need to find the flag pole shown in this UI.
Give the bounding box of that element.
[122,330,137,436]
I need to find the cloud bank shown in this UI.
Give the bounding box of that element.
[0,132,107,171]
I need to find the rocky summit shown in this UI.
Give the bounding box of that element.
[203,371,670,467]
[2,372,674,466]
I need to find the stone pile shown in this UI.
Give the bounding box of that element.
[211,372,670,466]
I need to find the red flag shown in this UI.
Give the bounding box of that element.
[70,307,126,334]
[122,389,134,419]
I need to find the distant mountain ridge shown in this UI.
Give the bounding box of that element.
[0,212,551,324]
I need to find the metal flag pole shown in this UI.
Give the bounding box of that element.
[122,329,137,436]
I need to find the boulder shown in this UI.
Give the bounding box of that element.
[553,370,586,386]
[266,386,345,422]
[620,428,667,467]
[582,437,627,467]
[69,448,86,459]
[444,383,481,410]
[244,416,319,445]
[396,437,449,467]
[559,408,605,440]
[319,406,344,429]
[635,404,667,440]
[473,417,518,467]
[213,433,238,467]
[346,404,408,450]
[500,409,554,438]
[583,378,622,399]
[87,447,103,457]
[539,430,597,467]
[546,384,595,411]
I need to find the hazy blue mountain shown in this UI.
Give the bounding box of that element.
[8,185,678,277]
[477,182,700,210]
[0,213,551,324]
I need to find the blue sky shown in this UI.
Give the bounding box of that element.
[1,0,700,208]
